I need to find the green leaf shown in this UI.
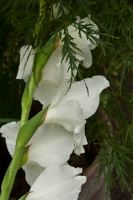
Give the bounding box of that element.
[33,34,59,83]
[16,106,49,149]
[20,35,58,127]
[0,106,49,200]
[19,146,29,167]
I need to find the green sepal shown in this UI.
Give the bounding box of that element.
[20,35,59,127]
[19,146,29,168]
[33,34,60,83]
[20,75,36,126]
[16,106,49,149]
[0,106,49,200]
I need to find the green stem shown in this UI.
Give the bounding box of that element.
[0,107,48,200]
[34,0,46,46]
[0,148,24,200]
[0,0,59,198]
[20,34,58,127]
[20,0,46,127]
[20,74,36,127]
[0,35,57,199]
[0,1,59,200]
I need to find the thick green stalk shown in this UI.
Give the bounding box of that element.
[0,108,48,200]
[0,36,57,198]
[20,34,58,127]
[0,0,59,199]
[0,149,24,200]
[0,35,58,200]
[20,75,36,127]
[20,0,46,127]
[34,0,46,46]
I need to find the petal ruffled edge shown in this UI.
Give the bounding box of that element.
[0,121,19,156]
[63,75,110,119]
[26,164,86,200]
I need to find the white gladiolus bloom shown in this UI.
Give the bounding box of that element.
[4,76,109,157]
[42,75,109,154]
[28,124,74,167]
[57,75,110,119]
[0,122,74,166]
[66,16,99,68]
[16,17,99,106]
[0,122,75,184]
[0,122,44,185]
[45,76,110,121]
[75,16,99,50]
[17,17,98,81]
[44,99,87,155]
[26,164,86,200]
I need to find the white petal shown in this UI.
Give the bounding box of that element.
[28,124,74,167]
[52,3,68,19]
[45,100,87,155]
[33,48,71,105]
[80,47,92,68]
[62,75,110,119]
[78,16,99,50]
[67,16,99,68]
[61,58,80,81]
[67,25,92,68]
[0,121,19,155]
[27,164,86,200]
[45,100,86,133]
[34,80,62,106]
[41,48,63,84]
[67,25,87,51]
[23,162,44,186]
[16,46,34,81]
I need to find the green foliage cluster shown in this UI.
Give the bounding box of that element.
[0,0,133,194]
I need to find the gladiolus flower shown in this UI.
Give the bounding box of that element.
[16,17,99,106]
[0,122,75,184]
[43,76,110,154]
